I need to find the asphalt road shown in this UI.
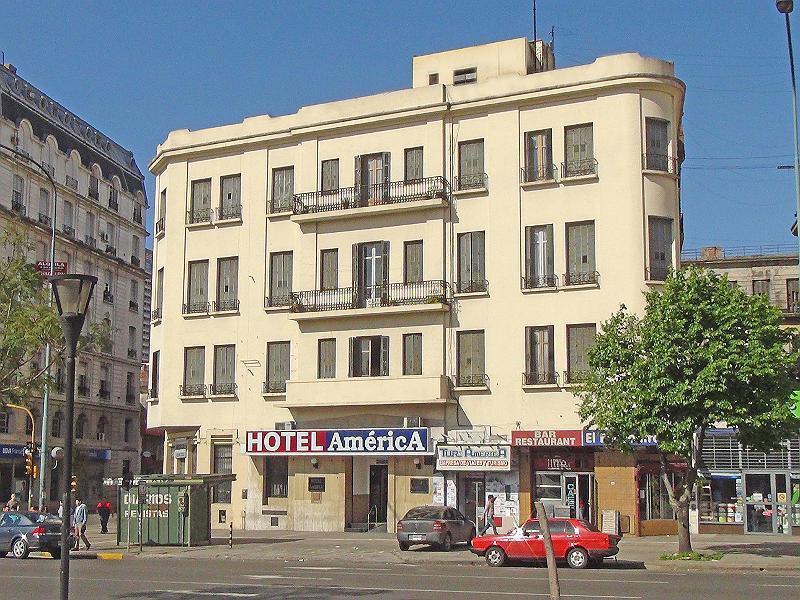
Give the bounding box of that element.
[2,556,799,599]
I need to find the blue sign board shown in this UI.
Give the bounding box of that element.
[86,449,111,461]
[0,444,26,458]
[583,430,658,447]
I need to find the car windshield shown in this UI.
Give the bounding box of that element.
[24,512,58,523]
[578,519,601,532]
[0,513,33,527]
[403,507,443,520]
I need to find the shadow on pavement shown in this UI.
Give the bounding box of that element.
[117,584,386,599]
[209,537,303,546]
[408,544,473,553]
[707,542,800,558]
[501,559,646,570]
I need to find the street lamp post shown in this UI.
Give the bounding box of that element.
[49,274,96,600]
[777,0,800,266]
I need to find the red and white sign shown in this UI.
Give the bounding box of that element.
[245,428,430,456]
[35,261,67,276]
[511,430,583,447]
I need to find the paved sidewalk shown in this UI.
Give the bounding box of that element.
[79,516,800,572]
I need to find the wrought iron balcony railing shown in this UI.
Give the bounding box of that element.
[151,307,162,320]
[521,274,558,290]
[523,371,558,386]
[563,369,590,385]
[210,382,237,396]
[131,255,140,267]
[520,164,557,183]
[453,172,488,191]
[62,224,74,238]
[180,384,206,397]
[563,271,599,286]
[454,373,489,388]
[213,299,240,312]
[38,213,52,226]
[561,158,598,178]
[105,245,117,257]
[108,196,119,211]
[65,175,78,190]
[129,300,139,312]
[262,380,287,394]
[133,208,143,225]
[155,217,165,234]
[84,235,97,248]
[642,153,679,174]
[217,203,242,220]
[292,176,449,215]
[265,294,292,308]
[77,384,90,397]
[103,290,114,304]
[41,162,55,177]
[98,384,111,400]
[148,388,158,399]
[186,207,212,224]
[182,301,210,315]
[11,198,25,215]
[125,392,136,404]
[88,183,99,200]
[290,280,450,313]
[127,348,137,359]
[646,266,670,282]
[456,279,489,294]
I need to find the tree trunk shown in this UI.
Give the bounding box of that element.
[675,500,692,553]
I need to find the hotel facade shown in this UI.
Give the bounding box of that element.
[148,38,688,535]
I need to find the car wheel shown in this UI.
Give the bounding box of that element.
[566,546,589,569]
[485,545,506,567]
[11,538,29,559]
[398,541,410,551]
[440,533,452,552]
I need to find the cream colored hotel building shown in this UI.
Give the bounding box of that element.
[148,38,685,535]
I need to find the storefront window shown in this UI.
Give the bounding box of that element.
[638,472,675,520]
[698,475,743,523]
[534,473,562,499]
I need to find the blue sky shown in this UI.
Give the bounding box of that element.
[5,0,798,251]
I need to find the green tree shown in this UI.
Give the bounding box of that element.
[577,267,800,553]
[0,228,110,403]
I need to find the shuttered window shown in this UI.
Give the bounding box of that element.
[564,124,594,176]
[525,326,555,384]
[524,225,554,287]
[213,345,236,391]
[190,179,211,218]
[320,249,338,290]
[567,324,596,382]
[39,188,50,218]
[217,257,239,308]
[64,200,74,227]
[787,279,799,312]
[318,338,336,379]
[272,167,294,212]
[524,130,553,181]
[220,174,241,217]
[404,147,423,181]
[753,279,770,296]
[647,217,673,281]
[645,118,670,171]
[159,189,167,221]
[151,351,160,397]
[321,159,339,192]
[566,222,596,284]
[403,333,423,376]
[267,341,290,391]
[183,347,205,386]
[457,330,485,387]
[212,444,232,503]
[269,252,293,304]
[404,240,423,284]
[156,268,164,313]
[187,260,209,307]
[458,140,484,189]
[457,231,486,292]
[348,336,389,377]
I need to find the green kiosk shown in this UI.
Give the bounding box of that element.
[110,474,235,547]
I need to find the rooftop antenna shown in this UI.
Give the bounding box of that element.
[550,25,555,53]
[533,0,537,41]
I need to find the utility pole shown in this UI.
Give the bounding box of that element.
[535,501,561,600]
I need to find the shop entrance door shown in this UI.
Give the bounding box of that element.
[464,477,485,525]
[369,464,388,525]
[744,472,791,534]
[563,473,595,523]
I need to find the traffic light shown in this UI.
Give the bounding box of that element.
[71,475,78,493]
[32,465,38,479]
[24,450,34,476]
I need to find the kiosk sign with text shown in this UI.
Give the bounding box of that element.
[436,444,511,471]
[511,429,583,447]
[245,428,431,456]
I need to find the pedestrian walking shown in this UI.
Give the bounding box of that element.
[73,498,90,550]
[57,500,63,520]
[480,494,498,536]
[6,494,19,511]
[97,497,112,533]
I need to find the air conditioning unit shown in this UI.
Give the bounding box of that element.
[275,421,296,431]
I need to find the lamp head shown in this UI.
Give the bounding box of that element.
[49,274,97,318]
[777,0,794,14]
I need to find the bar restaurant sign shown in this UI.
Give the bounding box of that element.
[511,430,583,447]
[436,444,511,471]
[245,428,432,456]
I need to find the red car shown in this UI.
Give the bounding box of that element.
[470,518,620,569]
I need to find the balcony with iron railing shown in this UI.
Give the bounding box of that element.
[452,373,489,390]
[186,207,212,225]
[108,189,119,211]
[289,280,450,321]
[561,158,598,179]
[151,307,162,321]
[84,235,97,248]
[262,380,287,394]
[453,172,488,192]
[182,301,210,315]
[105,244,117,257]
[98,383,111,400]
[265,294,292,309]
[133,207,143,225]
[210,382,237,396]
[65,174,78,190]
[642,153,679,175]
[103,289,114,304]
[41,162,55,177]
[125,390,136,404]
[127,348,137,359]
[180,383,207,397]
[155,217,165,235]
[521,274,558,290]
[11,194,25,216]
[131,255,140,267]
[216,203,242,221]
[646,266,670,282]
[523,371,559,386]
[291,176,449,221]
[37,213,52,226]
[680,244,797,262]
[520,164,557,184]
[88,181,99,200]
[129,299,139,313]
[455,279,489,294]
[213,299,240,313]
[61,224,74,238]
[77,382,90,397]
[563,271,600,287]
[563,369,590,385]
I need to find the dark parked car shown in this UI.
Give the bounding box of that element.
[0,512,62,559]
[471,518,620,568]
[396,505,475,551]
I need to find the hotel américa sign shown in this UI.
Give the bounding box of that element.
[245,428,432,456]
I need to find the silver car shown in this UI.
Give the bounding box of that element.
[396,505,475,551]
[0,512,62,559]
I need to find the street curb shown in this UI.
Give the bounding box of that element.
[97,552,124,560]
